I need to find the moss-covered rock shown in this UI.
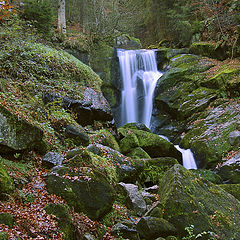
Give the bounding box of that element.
[118,128,182,162]
[201,68,240,98]
[44,203,76,240]
[191,169,222,184]
[218,184,240,201]
[46,166,116,220]
[0,105,43,153]
[0,162,15,198]
[127,147,151,159]
[158,164,240,238]
[0,213,14,227]
[189,42,227,60]
[119,134,139,154]
[89,129,119,151]
[139,158,179,185]
[0,232,8,240]
[136,217,177,240]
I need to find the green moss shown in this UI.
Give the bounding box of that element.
[127,147,151,159]
[0,161,15,197]
[0,232,9,240]
[0,213,14,228]
[90,129,120,152]
[44,203,75,240]
[218,184,240,201]
[120,134,139,154]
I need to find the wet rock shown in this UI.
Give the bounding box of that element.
[46,166,116,220]
[229,130,240,146]
[118,128,182,162]
[111,222,138,240]
[42,152,63,168]
[216,152,240,183]
[136,217,177,240]
[158,164,240,238]
[118,182,146,216]
[65,124,89,146]
[0,105,43,153]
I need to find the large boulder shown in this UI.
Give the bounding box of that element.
[118,127,182,162]
[158,164,240,239]
[0,162,15,198]
[65,124,89,146]
[118,182,146,216]
[216,152,240,183]
[0,105,43,153]
[46,166,116,220]
[86,144,144,183]
[218,184,240,201]
[136,217,177,240]
[43,87,113,126]
[180,100,240,168]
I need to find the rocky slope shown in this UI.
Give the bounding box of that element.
[0,20,239,240]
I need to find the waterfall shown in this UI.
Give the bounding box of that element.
[117,49,163,128]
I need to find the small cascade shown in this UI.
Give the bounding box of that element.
[117,49,162,128]
[175,145,197,170]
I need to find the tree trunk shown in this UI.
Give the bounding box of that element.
[58,0,66,34]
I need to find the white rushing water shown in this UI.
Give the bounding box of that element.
[117,49,197,170]
[117,49,163,128]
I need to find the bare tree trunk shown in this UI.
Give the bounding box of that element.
[58,0,66,34]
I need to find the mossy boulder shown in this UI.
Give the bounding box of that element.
[0,232,8,240]
[46,166,116,220]
[65,124,89,146]
[86,144,144,183]
[127,147,151,159]
[158,164,240,238]
[189,42,227,60]
[218,184,240,201]
[0,105,43,153]
[191,169,222,184]
[119,134,139,154]
[0,213,14,227]
[44,203,76,240]
[89,129,119,151]
[201,68,240,98]
[180,100,240,168]
[118,128,182,162]
[139,158,179,185]
[0,162,15,198]
[136,217,177,240]
[216,152,240,184]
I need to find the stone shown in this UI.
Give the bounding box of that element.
[218,184,240,201]
[43,87,113,126]
[65,124,89,146]
[44,203,76,240]
[158,164,240,238]
[0,162,14,198]
[46,166,116,220]
[229,130,240,146]
[190,169,222,184]
[118,128,182,162]
[87,144,144,183]
[136,217,177,240]
[139,158,179,185]
[82,233,96,240]
[118,182,146,216]
[120,134,139,154]
[127,147,151,160]
[0,213,14,228]
[0,105,43,153]
[216,152,240,183]
[122,123,151,132]
[42,152,63,168]
[111,222,138,240]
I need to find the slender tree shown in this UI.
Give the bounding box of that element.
[58,0,66,34]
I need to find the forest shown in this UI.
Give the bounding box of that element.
[0,0,240,239]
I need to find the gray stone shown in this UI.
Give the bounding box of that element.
[229,130,240,146]
[136,217,177,240]
[42,152,63,168]
[118,182,146,216]
[82,233,96,240]
[65,124,89,146]
[0,105,43,153]
[111,223,138,240]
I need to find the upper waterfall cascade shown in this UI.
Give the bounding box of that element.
[117,49,163,128]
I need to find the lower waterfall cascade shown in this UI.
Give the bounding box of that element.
[117,49,197,170]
